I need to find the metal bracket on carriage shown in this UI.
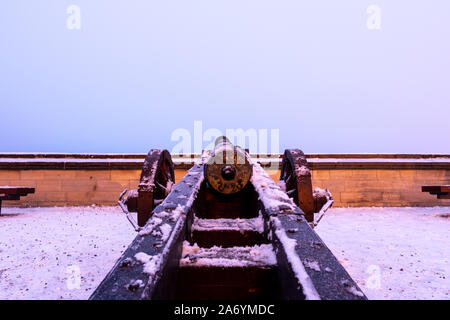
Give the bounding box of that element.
[118,149,175,231]
[279,149,334,227]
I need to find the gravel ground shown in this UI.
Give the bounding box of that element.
[0,206,448,300]
[0,206,136,300]
[315,206,450,300]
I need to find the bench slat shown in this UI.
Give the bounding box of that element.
[422,185,450,200]
[0,187,35,195]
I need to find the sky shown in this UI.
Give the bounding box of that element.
[0,1,449,154]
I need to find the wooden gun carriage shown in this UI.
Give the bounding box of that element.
[91,138,366,300]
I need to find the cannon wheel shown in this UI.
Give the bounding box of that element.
[137,149,175,227]
[280,149,315,222]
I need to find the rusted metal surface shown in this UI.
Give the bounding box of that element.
[312,189,334,227]
[117,150,175,230]
[280,149,316,222]
[204,136,253,195]
[116,149,175,230]
[137,149,175,227]
[121,190,138,213]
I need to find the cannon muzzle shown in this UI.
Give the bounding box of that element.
[204,136,253,194]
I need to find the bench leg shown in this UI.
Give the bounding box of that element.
[0,200,2,216]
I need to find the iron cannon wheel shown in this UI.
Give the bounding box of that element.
[137,149,175,227]
[280,149,315,222]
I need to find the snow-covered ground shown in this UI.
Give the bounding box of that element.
[315,207,450,300]
[0,206,448,300]
[0,206,136,300]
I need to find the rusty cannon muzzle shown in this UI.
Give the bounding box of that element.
[204,136,253,195]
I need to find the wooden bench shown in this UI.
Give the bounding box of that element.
[422,185,450,199]
[0,186,35,216]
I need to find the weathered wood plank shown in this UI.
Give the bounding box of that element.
[0,186,35,195]
[253,162,366,300]
[422,185,450,199]
[269,214,365,300]
[90,164,204,300]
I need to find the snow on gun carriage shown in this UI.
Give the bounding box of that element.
[90,137,366,300]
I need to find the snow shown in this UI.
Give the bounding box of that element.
[277,180,286,192]
[340,279,365,297]
[308,157,450,163]
[180,242,277,268]
[313,187,328,198]
[295,166,310,176]
[303,259,321,272]
[270,216,321,300]
[192,214,264,233]
[0,186,32,189]
[159,224,172,242]
[135,207,188,289]
[138,217,163,236]
[1,205,448,300]
[0,206,136,300]
[135,183,205,287]
[315,206,450,300]
[134,252,162,277]
[137,218,172,241]
[251,162,297,212]
[2,156,449,164]
[135,252,151,264]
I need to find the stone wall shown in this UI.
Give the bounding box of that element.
[0,169,186,207]
[311,169,450,207]
[1,154,449,207]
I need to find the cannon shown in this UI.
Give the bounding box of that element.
[92,138,365,300]
[204,136,253,195]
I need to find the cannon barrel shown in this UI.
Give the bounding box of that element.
[204,136,253,194]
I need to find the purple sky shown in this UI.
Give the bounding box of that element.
[1,1,449,153]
